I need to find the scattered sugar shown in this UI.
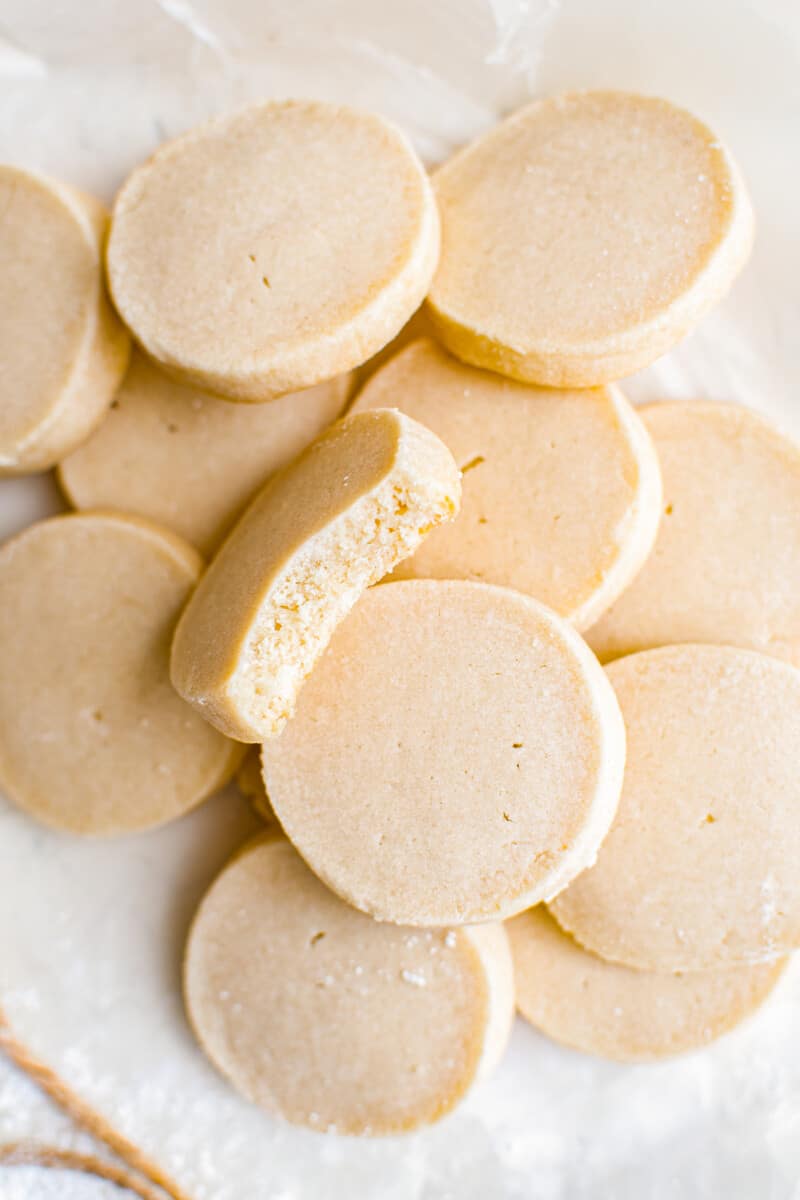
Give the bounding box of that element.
[401,968,427,988]
[761,873,778,926]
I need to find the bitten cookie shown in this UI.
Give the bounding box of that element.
[0,167,130,474]
[427,91,753,387]
[171,409,460,741]
[184,834,514,1135]
[0,512,239,834]
[588,401,800,666]
[550,644,800,970]
[59,352,351,553]
[262,579,626,926]
[351,339,662,629]
[107,100,439,401]
[508,907,786,1062]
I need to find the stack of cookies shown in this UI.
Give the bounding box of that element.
[1,91,797,1142]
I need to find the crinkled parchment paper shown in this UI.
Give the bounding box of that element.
[0,2,799,1197]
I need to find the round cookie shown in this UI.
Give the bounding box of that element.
[184,834,514,1135]
[107,100,439,402]
[0,166,130,475]
[171,409,461,741]
[351,338,662,629]
[427,91,753,387]
[588,401,800,666]
[353,305,434,389]
[58,352,351,553]
[0,511,239,835]
[508,907,786,1062]
[262,579,626,926]
[550,644,800,970]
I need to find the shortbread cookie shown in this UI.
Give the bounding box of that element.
[352,339,662,628]
[588,402,800,666]
[263,579,626,925]
[550,644,800,970]
[59,353,351,553]
[0,512,239,834]
[235,748,275,825]
[427,91,753,387]
[0,167,130,475]
[508,907,786,1062]
[171,409,460,741]
[353,305,433,388]
[107,100,439,402]
[185,833,514,1135]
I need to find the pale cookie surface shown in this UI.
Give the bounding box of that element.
[427,91,753,387]
[0,167,129,475]
[263,579,626,926]
[588,401,800,666]
[171,409,461,741]
[508,907,786,1062]
[352,339,662,629]
[59,352,351,554]
[185,834,514,1135]
[107,100,439,401]
[0,512,238,834]
[550,644,800,970]
[353,305,433,389]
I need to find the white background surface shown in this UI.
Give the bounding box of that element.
[0,2,799,1198]
[0,1166,140,1200]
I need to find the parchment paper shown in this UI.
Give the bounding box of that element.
[0,2,799,1197]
